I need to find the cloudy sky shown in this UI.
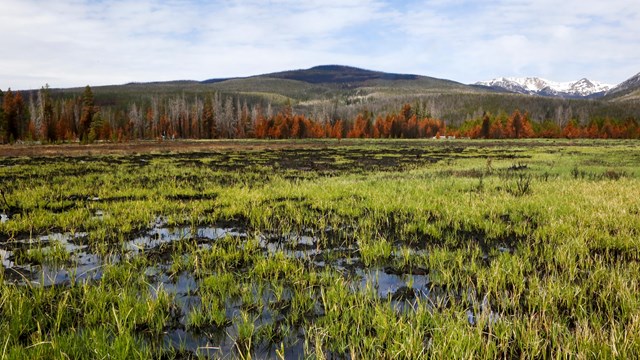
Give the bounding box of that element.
[1,0,638,90]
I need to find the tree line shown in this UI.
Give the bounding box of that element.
[1,86,639,143]
[456,110,640,139]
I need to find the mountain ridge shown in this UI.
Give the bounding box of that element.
[255,65,420,84]
[202,65,470,90]
[474,77,612,99]
[605,72,640,100]
[18,64,640,131]
[47,65,636,103]
[23,65,640,106]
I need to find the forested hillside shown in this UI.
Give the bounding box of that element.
[2,66,640,143]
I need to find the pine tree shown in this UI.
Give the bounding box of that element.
[0,89,10,143]
[0,89,4,132]
[480,113,491,138]
[203,95,214,138]
[37,85,54,141]
[79,85,95,140]
[2,89,26,142]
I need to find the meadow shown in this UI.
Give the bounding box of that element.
[1,139,639,359]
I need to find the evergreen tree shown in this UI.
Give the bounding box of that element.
[39,85,54,141]
[0,89,5,143]
[480,113,491,138]
[2,89,26,142]
[202,96,212,138]
[79,85,95,140]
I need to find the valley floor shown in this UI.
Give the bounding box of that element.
[1,139,639,358]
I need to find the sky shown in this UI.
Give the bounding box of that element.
[1,0,638,90]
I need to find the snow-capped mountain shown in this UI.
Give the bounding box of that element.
[475,77,612,98]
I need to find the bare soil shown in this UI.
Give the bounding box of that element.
[0,138,579,158]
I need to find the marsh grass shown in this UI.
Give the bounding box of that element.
[1,139,640,358]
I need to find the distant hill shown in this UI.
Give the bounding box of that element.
[241,65,421,84]
[605,72,640,102]
[33,65,640,126]
[202,65,420,85]
[201,65,479,93]
[267,65,418,83]
[53,65,484,106]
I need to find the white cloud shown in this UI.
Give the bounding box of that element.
[380,0,640,84]
[0,0,637,89]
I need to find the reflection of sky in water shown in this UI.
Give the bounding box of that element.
[127,226,244,252]
[0,225,253,286]
[0,220,491,357]
[357,268,430,298]
[1,249,12,267]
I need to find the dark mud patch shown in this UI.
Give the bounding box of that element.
[166,193,218,201]
[589,244,640,263]
[91,195,146,203]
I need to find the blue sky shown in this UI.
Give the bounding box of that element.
[1,0,638,89]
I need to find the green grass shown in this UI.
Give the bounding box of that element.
[1,139,640,358]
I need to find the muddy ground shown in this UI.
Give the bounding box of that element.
[0,138,582,158]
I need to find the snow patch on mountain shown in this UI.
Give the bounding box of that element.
[475,77,612,97]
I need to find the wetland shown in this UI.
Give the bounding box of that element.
[1,139,640,359]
